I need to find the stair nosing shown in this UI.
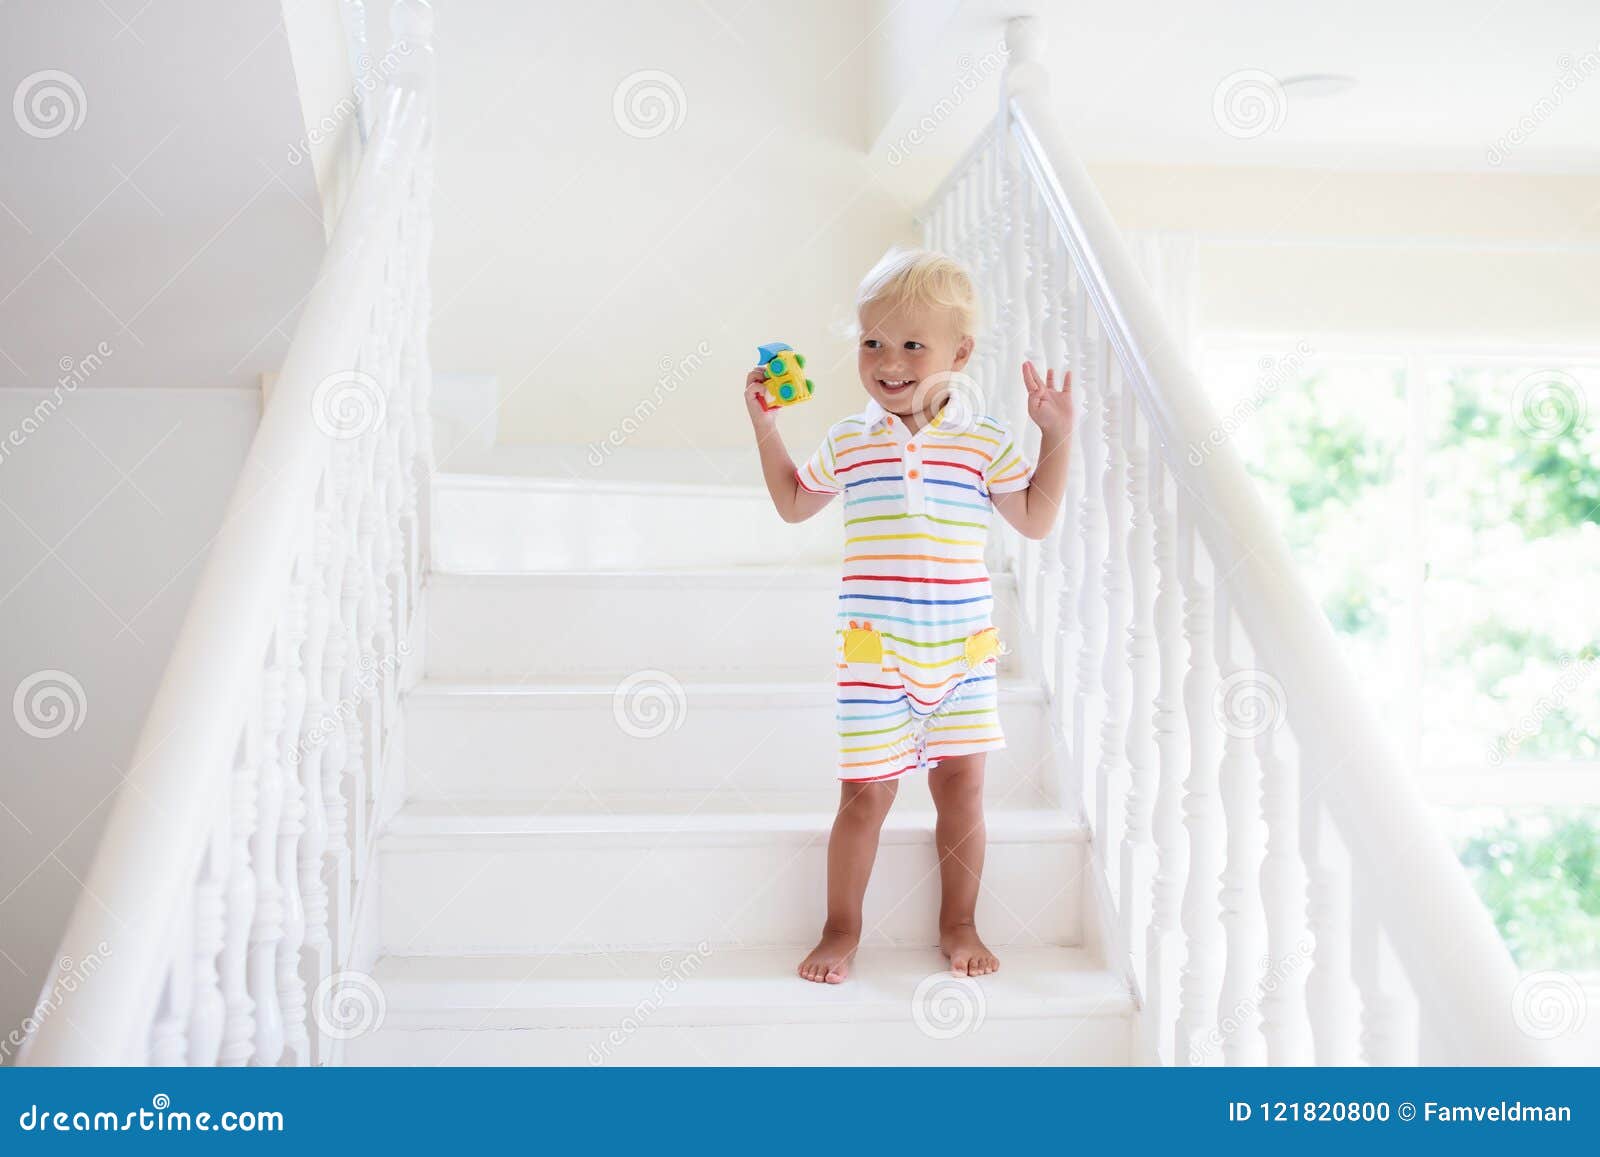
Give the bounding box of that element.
[434,472,773,500]
[380,803,1086,849]
[365,946,1134,1029]
[424,567,1023,587]
[407,678,1049,701]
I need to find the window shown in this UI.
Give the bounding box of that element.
[1201,340,1600,971]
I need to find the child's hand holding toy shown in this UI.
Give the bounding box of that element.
[744,341,812,431]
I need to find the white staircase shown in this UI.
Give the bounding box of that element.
[348,473,1136,1065]
[23,8,1580,1070]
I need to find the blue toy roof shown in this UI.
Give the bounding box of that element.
[756,342,793,362]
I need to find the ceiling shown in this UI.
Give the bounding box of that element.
[1044,0,1600,171]
[872,0,1600,193]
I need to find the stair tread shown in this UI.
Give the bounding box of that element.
[434,471,771,497]
[426,566,1020,585]
[409,677,1047,699]
[370,945,1131,1026]
[383,797,1086,842]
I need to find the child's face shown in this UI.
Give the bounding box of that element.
[857,299,973,418]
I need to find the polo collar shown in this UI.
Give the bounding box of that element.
[862,396,891,433]
[861,395,952,436]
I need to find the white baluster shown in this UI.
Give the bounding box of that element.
[218,719,257,1066]
[298,492,337,1064]
[407,341,436,602]
[325,440,359,963]
[148,914,192,1065]
[352,401,385,866]
[1121,393,1158,988]
[1257,690,1313,1063]
[1073,308,1107,823]
[1144,451,1189,1064]
[277,558,312,1065]
[1301,800,1363,1063]
[321,438,356,966]
[1049,252,1083,731]
[248,635,288,1065]
[187,808,228,1065]
[1097,356,1131,896]
[1353,881,1420,1063]
[1175,514,1224,1064]
[1213,593,1267,1064]
[404,160,436,602]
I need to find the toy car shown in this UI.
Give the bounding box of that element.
[757,342,813,409]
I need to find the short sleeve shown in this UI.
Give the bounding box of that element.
[983,421,1034,495]
[796,425,842,496]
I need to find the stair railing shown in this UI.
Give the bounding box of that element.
[926,16,1573,1065]
[20,1,436,1066]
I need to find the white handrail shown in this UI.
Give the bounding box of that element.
[20,2,436,1065]
[925,16,1577,1065]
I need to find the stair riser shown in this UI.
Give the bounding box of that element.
[432,482,844,571]
[404,695,1057,801]
[346,1017,1131,1065]
[425,576,1029,681]
[378,836,1085,953]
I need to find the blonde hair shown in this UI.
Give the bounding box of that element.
[855,247,979,338]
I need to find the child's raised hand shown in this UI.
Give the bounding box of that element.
[1022,360,1075,437]
[745,365,778,429]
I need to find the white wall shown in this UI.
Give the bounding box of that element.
[0,0,327,391]
[0,387,257,1058]
[425,0,916,461]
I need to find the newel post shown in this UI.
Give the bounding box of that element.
[1003,17,1049,108]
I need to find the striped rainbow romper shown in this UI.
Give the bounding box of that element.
[797,395,1034,782]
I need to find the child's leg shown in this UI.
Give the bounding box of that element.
[927,753,999,976]
[798,778,899,984]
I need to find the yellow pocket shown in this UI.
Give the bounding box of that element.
[964,626,1002,668]
[842,620,884,664]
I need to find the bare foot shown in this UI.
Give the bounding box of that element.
[941,923,999,976]
[797,929,860,984]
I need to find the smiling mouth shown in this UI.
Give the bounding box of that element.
[877,378,916,393]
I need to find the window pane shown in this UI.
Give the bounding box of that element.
[1199,349,1414,744]
[1440,805,1600,972]
[1419,364,1600,769]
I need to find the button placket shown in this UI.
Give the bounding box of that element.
[896,418,926,515]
